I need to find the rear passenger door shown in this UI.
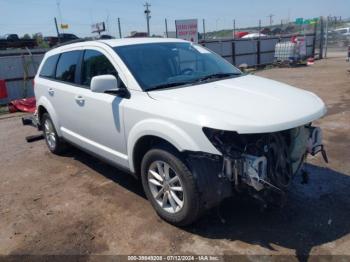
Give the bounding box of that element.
[39,50,82,132]
[59,48,128,168]
[50,50,83,131]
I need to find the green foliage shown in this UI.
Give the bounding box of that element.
[32,32,49,48]
[22,34,31,39]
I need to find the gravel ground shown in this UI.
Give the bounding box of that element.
[0,54,349,260]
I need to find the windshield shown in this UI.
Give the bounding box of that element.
[114,42,242,91]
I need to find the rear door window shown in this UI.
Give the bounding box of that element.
[81,49,117,87]
[39,54,59,78]
[55,50,81,83]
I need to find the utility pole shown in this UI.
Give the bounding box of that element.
[117,17,122,38]
[56,0,64,32]
[268,14,274,26]
[202,19,206,40]
[165,18,168,38]
[54,17,61,43]
[144,2,151,37]
[233,19,236,39]
[259,19,262,38]
[215,18,220,32]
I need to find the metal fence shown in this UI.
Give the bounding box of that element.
[0,34,317,104]
[201,33,316,67]
[0,50,45,105]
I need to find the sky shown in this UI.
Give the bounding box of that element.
[0,0,349,38]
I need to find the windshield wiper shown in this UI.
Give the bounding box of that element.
[147,73,241,91]
[147,81,193,91]
[197,72,241,82]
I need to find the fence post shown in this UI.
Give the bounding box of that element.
[324,17,329,58]
[312,21,317,58]
[232,41,236,66]
[319,17,324,59]
[257,40,261,67]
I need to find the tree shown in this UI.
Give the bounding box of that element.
[32,32,49,48]
[22,34,31,39]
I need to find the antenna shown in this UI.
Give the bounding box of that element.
[144,2,151,36]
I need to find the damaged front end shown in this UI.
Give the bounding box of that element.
[202,125,328,206]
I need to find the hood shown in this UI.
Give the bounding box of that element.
[147,75,327,134]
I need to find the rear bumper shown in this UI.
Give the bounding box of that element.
[22,112,41,130]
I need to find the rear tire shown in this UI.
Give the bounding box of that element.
[141,146,201,226]
[42,113,66,155]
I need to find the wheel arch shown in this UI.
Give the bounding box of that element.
[36,96,61,136]
[127,119,202,174]
[132,135,181,178]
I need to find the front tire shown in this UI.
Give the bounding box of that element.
[141,146,201,226]
[42,113,66,154]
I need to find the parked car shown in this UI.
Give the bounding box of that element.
[0,34,37,49]
[335,27,350,37]
[0,34,20,41]
[234,31,249,38]
[44,33,79,47]
[99,34,114,39]
[242,33,267,39]
[326,31,349,47]
[34,38,327,226]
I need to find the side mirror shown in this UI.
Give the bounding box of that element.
[91,74,130,98]
[91,74,120,93]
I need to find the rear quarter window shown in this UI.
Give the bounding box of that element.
[39,54,59,78]
[55,51,81,83]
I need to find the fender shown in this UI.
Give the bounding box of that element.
[37,96,62,137]
[127,118,204,173]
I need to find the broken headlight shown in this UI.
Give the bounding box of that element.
[202,127,245,157]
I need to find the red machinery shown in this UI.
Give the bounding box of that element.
[0,79,7,99]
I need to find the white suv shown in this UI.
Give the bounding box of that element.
[35,38,327,226]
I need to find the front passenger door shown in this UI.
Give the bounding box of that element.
[61,49,128,168]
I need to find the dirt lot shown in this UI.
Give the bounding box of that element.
[0,54,349,260]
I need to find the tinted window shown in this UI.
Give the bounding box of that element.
[81,50,117,86]
[39,54,59,78]
[55,51,81,83]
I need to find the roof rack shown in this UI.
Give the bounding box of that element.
[53,38,89,48]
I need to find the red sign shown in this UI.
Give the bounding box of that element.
[175,19,198,43]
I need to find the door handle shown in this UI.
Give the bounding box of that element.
[48,88,54,95]
[75,95,85,104]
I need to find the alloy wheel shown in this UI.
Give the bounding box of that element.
[44,119,56,150]
[147,160,184,213]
